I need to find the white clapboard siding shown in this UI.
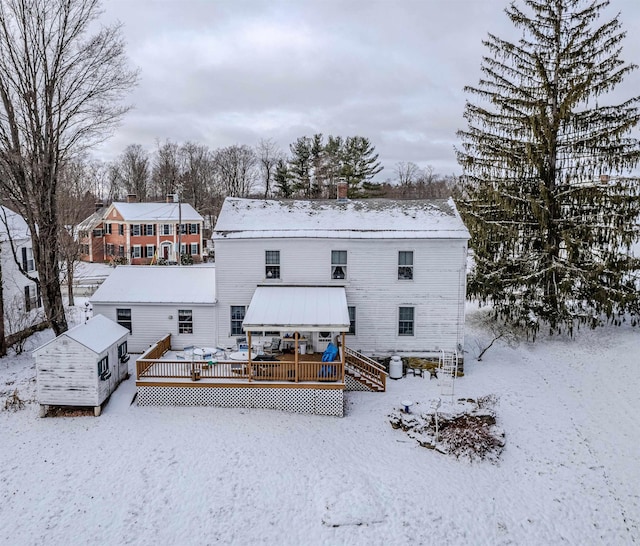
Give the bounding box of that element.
[92,303,217,353]
[36,339,100,406]
[215,237,467,354]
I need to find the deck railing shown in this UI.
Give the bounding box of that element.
[136,357,344,383]
[344,347,387,391]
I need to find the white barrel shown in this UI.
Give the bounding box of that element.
[389,355,403,379]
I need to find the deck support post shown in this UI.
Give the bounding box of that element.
[341,332,346,382]
[248,331,253,381]
[294,331,299,382]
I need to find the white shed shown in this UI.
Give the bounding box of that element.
[34,315,130,416]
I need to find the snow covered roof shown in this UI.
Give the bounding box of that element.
[243,286,350,332]
[78,210,104,232]
[90,265,216,305]
[34,315,128,355]
[0,206,31,242]
[109,202,204,222]
[213,197,470,240]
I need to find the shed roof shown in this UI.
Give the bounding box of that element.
[90,265,216,305]
[243,286,350,332]
[108,202,203,222]
[214,197,470,240]
[33,315,128,355]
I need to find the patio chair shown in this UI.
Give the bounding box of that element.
[263,337,282,356]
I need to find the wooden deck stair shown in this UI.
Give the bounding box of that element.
[344,347,387,392]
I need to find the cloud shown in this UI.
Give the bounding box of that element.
[95,0,640,178]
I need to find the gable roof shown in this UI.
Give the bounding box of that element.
[90,265,216,305]
[0,206,31,242]
[34,315,128,355]
[106,202,203,223]
[213,198,470,240]
[78,210,104,232]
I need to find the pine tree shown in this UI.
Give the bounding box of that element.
[340,136,383,197]
[457,0,640,336]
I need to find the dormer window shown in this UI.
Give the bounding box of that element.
[265,250,280,279]
[331,250,347,280]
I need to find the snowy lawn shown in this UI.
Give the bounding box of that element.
[0,306,638,545]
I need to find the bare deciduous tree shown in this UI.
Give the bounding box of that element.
[0,0,137,335]
[113,144,149,201]
[256,138,282,198]
[152,139,182,200]
[214,145,258,198]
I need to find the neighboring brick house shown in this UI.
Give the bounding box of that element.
[80,196,204,265]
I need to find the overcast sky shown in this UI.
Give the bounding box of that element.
[95,0,640,180]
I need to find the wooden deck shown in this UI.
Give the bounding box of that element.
[136,335,343,386]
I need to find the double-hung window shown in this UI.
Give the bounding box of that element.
[398,307,415,336]
[132,246,141,258]
[106,243,115,256]
[161,224,172,235]
[190,243,199,255]
[331,250,347,280]
[145,245,155,258]
[348,306,356,335]
[265,250,280,279]
[118,224,124,236]
[117,308,132,333]
[98,356,110,380]
[230,306,246,336]
[21,248,35,272]
[144,224,155,236]
[118,341,128,360]
[24,285,40,312]
[131,224,141,236]
[189,223,199,234]
[398,251,414,280]
[178,310,193,334]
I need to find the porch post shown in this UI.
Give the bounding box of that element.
[294,331,299,382]
[341,332,346,382]
[248,331,253,381]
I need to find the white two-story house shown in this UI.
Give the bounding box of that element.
[0,206,43,338]
[213,197,470,361]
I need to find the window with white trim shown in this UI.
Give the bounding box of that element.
[161,224,172,235]
[24,285,40,312]
[145,245,155,258]
[21,247,35,272]
[131,224,141,236]
[189,223,199,234]
[98,356,110,380]
[230,306,246,336]
[132,246,141,258]
[265,250,280,279]
[117,308,132,333]
[144,224,155,236]
[331,250,347,280]
[348,306,356,335]
[398,307,415,336]
[190,243,199,255]
[178,310,193,334]
[398,251,414,280]
[118,224,124,236]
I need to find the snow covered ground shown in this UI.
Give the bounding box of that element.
[0,305,638,545]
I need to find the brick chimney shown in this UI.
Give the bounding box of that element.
[126,193,137,203]
[337,181,348,201]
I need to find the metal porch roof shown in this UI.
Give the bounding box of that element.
[242,286,350,332]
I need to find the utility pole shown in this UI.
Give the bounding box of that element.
[175,185,182,267]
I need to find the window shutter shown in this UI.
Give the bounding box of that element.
[24,286,31,312]
[21,248,27,270]
[36,285,42,307]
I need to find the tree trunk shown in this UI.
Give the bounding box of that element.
[67,260,75,307]
[0,258,7,357]
[36,225,68,336]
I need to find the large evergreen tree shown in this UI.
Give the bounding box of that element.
[457,0,640,336]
